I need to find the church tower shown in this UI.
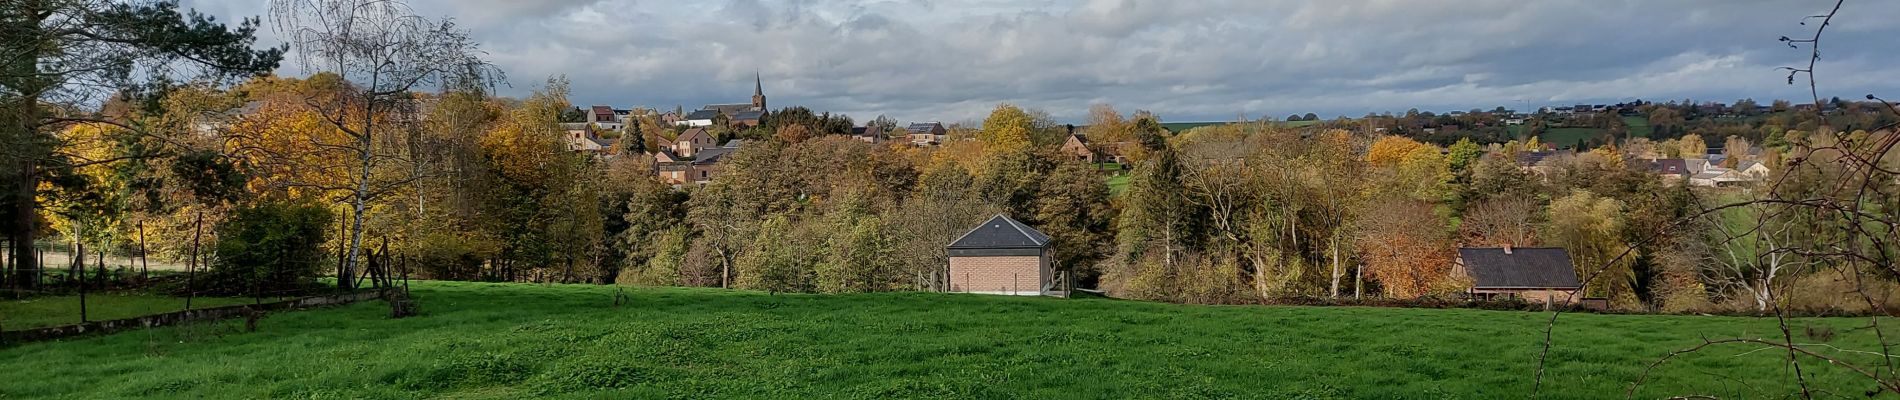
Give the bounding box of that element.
[751,73,766,111]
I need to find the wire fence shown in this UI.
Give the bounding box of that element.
[1,239,409,335]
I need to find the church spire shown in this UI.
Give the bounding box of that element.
[751,72,766,110]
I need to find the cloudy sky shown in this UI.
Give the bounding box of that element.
[181,0,1900,124]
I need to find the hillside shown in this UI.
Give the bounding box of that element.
[0,281,1884,399]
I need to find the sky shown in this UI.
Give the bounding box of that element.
[180,0,1900,124]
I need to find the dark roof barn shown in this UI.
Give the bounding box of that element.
[1458,247,1581,289]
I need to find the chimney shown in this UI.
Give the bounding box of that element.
[1502,244,1513,255]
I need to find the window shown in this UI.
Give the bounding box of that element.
[700,171,708,179]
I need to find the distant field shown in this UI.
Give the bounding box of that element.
[1160,120,1318,134]
[1540,127,1609,149]
[1106,174,1130,195]
[0,280,1888,399]
[1621,116,1652,138]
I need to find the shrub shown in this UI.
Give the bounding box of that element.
[202,200,332,296]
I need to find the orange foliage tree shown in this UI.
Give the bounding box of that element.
[1353,198,1457,298]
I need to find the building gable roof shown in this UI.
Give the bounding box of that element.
[1458,247,1581,289]
[685,109,720,120]
[701,103,754,114]
[691,146,738,165]
[948,214,1051,250]
[731,110,766,121]
[1648,159,1689,174]
[678,127,711,142]
[907,122,946,134]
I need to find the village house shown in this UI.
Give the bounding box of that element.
[1058,132,1127,164]
[1454,246,1582,306]
[585,105,623,130]
[656,139,745,185]
[560,123,616,155]
[906,122,947,146]
[852,124,887,144]
[1689,160,1770,187]
[670,127,717,157]
[1645,158,1710,182]
[946,214,1062,296]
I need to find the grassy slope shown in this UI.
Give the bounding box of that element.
[1540,128,1607,148]
[2,294,255,330]
[1160,120,1318,133]
[1621,116,1653,138]
[0,281,1886,399]
[1106,174,1131,196]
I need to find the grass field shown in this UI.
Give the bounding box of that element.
[0,281,1888,399]
[1106,174,1131,195]
[1621,116,1652,138]
[1160,120,1319,134]
[2,294,255,330]
[1539,128,1609,149]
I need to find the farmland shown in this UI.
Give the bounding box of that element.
[0,280,1886,399]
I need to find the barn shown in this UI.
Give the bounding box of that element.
[946,214,1057,296]
[1454,246,1583,305]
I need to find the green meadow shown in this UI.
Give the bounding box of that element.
[0,281,1885,399]
[1,293,254,330]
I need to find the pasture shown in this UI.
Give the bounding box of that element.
[0,281,1885,399]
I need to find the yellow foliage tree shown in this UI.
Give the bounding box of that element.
[1365,135,1427,167]
[978,104,1035,155]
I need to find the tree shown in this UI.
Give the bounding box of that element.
[619,116,645,155]
[1545,190,1632,304]
[478,79,597,282]
[870,114,898,132]
[1353,198,1454,298]
[978,104,1036,155]
[269,0,497,289]
[1460,197,1541,247]
[3,0,281,288]
[1033,161,1113,286]
[1676,134,1707,159]
[208,200,332,295]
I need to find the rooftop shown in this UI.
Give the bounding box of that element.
[1458,247,1581,289]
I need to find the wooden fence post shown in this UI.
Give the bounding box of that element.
[137,221,149,282]
[186,212,203,310]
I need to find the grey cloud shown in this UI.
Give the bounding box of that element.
[182,0,1900,123]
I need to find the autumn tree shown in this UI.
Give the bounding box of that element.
[3,0,281,287]
[1675,133,1707,159]
[1354,198,1455,298]
[268,0,497,288]
[1545,190,1632,304]
[978,104,1036,155]
[1033,161,1114,286]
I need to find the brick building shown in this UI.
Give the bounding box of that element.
[946,214,1056,296]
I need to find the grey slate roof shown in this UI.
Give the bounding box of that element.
[732,110,765,121]
[701,103,754,114]
[948,215,1051,250]
[690,146,737,165]
[1458,247,1581,289]
[1648,159,1690,175]
[685,109,720,120]
[906,122,946,134]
